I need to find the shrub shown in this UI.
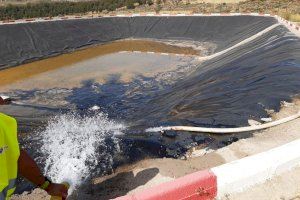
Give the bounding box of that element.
[154,3,162,13]
[147,0,154,6]
[126,0,135,9]
[0,0,147,20]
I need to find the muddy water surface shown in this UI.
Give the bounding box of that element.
[0,39,199,88]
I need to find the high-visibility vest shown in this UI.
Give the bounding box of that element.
[0,113,20,200]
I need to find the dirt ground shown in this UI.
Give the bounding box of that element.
[190,0,246,3]
[11,98,300,199]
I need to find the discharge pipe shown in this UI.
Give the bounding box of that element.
[146,111,300,134]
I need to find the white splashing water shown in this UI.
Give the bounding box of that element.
[39,112,125,190]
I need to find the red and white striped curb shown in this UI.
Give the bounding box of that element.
[116,170,217,200]
[115,138,300,200]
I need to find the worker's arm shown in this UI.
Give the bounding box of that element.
[18,149,68,199]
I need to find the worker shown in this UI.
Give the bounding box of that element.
[0,96,68,199]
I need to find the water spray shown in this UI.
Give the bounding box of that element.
[38,112,125,194]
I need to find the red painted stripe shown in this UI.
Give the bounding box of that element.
[115,170,217,200]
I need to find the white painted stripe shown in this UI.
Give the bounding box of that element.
[264,14,271,16]
[146,13,155,16]
[133,51,141,53]
[176,14,186,16]
[147,51,155,54]
[132,14,140,17]
[116,14,126,17]
[160,53,169,55]
[211,13,221,16]
[212,139,300,198]
[160,14,170,16]
[250,13,259,16]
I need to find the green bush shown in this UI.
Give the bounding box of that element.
[126,0,135,9]
[0,0,147,20]
[154,3,162,13]
[147,0,154,6]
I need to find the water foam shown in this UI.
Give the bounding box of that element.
[39,112,125,190]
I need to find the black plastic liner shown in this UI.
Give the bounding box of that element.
[1,16,300,158]
[0,16,277,69]
[139,25,300,127]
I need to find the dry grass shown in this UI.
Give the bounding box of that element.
[195,0,246,3]
[1,0,299,23]
[0,0,41,6]
[290,14,300,22]
[131,0,300,22]
[190,0,246,3]
[279,12,300,22]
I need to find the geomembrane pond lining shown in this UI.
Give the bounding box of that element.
[2,15,300,196]
[1,15,300,152]
[0,16,277,68]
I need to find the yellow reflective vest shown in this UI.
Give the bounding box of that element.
[0,113,20,200]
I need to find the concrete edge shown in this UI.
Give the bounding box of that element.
[211,138,300,199]
[114,139,300,200]
[115,170,217,200]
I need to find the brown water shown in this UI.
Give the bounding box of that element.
[0,39,200,88]
[1,52,197,92]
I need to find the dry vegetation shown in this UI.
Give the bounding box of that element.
[0,0,299,22]
[130,0,300,22]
